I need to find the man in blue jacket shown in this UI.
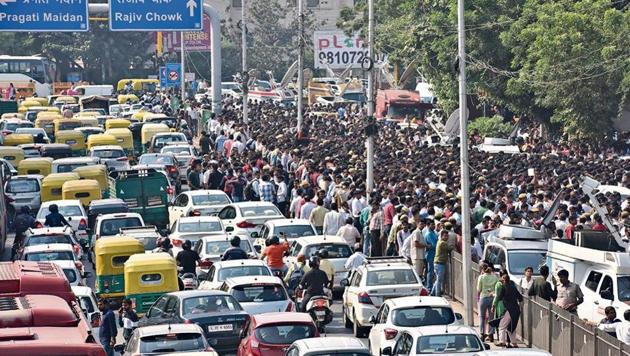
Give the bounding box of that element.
[98,298,118,356]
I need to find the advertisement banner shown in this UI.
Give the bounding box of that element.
[162,14,211,52]
[313,30,387,69]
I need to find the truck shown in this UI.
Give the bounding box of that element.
[108,168,171,228]
[375,89,430,121]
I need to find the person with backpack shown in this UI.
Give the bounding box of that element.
[285,253,308,297]
[12,206,36,260]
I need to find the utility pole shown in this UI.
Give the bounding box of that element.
[365,0,375,200]
[241,0,249,126]
[296,0,304,134]
[457,0,474,326]
[180,32,185,102]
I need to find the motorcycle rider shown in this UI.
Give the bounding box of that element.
[44,204,69,227]
[222,235,248,261]
[261,235,290,277]
[175,240,200,275]
[298,256,329,312]
[316,249,336,290]
[12,206,36,260]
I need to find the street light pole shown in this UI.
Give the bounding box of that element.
[241,0,249,126]
[457,0,474,326]
[366,0,375,199]
[296,0,304,134]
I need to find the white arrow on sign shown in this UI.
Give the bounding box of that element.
[186,0,197,17]
[0,0,17,6]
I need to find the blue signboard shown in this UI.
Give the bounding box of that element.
[0,0,88,32]
[159,66,167,88]
[164,63,181,88]
[110,0,203,32]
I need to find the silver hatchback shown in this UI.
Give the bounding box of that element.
[4,175,43,214]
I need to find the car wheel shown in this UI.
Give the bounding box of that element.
[343,305,352,329]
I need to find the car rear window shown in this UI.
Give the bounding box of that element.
[92,149,124,159]
[255,324,316,345]
[240,206,282,217]
[182,295,241,315]
[218,266,270,281]
[178,221,222,233]
[26,234,72,246]
[366,269,418,286]
[392,306,455,327]
[274,225,315,238]
[38,205,83,218]
[57,163,89,173]
[231,284,287,303]
[304,244,352,259]
[161,146,191,155]
[62,268,78,283]
[139,333,206,354]
[139,155,175,165]
[25,251,74,261]
[206,240,252,255]
[112,255,131,267]
[100,217,143,236]
[416,334,482,353]
[6,179,39,193]
[192,194,230,206]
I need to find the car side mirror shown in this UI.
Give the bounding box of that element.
[225,226,234,232]
[455,313,463,320]
[340,278,349,287]
[382,347,392,356]
[369,315,377,324]
[114,344,126,353]
[251,232,259,238]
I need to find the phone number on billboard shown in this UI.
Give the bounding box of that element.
[318,50,368,66]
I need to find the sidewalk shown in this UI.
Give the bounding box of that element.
[446,297,527,350]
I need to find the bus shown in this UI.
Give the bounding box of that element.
[0,55,56,98]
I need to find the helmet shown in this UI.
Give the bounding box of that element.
[183,240,192,249]
[230,235,241,247]
[308,256,320,268]
[269,235,280,245]
[317,248,329,259]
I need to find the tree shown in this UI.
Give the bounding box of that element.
[467,115,512,137]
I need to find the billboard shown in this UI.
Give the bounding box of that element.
[162,14,211,52]
[314,30,372,69]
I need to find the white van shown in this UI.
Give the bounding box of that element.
[74,85,114,97]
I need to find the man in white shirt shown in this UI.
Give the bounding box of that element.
[409,220,428,279]
[344,244,366,271]
[336,217,361,247]
[616,310,630,345]
[322,203,344,235]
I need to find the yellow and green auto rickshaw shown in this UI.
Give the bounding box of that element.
[1,113,24,120]
[124,252,178,315]
[17,99,42,113]
[40,172,80,202]
[94,236,146,306]
[140,123,169,154]
[105,119,131,130]
[62,179,102,207]
[86,134,118,151]
[0,146,25,168]
[104,128,134,156]
[17,157,53,176]
[117,94,140,104]
[53,118,83,137]
[3,134,34,146]
[55,130,86,156]
[73,164,109,198]
[29,97,49,107]
[76,116,99,128]
[35,114,61,137]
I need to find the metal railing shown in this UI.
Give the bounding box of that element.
[445,251,630,356]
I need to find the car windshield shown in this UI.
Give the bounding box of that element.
[15,128,44,135]
[161,146,191,155]
[25,251,74,261]
[92,149,124,158]
[139,333,206,354]
[254,324,316,345]
[239,206,282,217]
[6,179,39,193]
[416,334,483,354]
[38,205,83,218]
[62,268,78,283]
[192,194,230,206]
[366,269,418,286]
[231,284,287,302]
[26,234,72,246]
[139,155,175,165]
[617,277,630,302]
[57,163,89,173]
[507,251,546,276]
[182,295,241,315]
[6,122,32,131]
[178,221,222,233]
[155,135,185,145]
[274,225,315,238]
[392,306,455,327]
[218,266,270,281]
[206,240,252,255]
[100,217,143,236]
[388,105,422,119]
[304,244,352,259]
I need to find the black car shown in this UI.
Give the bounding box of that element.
[138,290,250,354]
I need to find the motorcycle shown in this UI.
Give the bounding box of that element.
[180,272,198,290]
[297,287,333,333]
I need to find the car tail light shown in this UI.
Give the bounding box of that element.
[166,186,174,195]
[420,288,429,296]
[34,221,43,228]
[285,301,293,312]
[199,259,213,268]
[168,166,177,173]
[189,210,201,216]
[117,156,129,161]
[78,218,87,230]
[171,238,183,247]
[312,299,327,308]
[236,220,256,228]
[358,292,372,305]
[384,328,398,340]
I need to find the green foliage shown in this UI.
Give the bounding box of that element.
[467,115,512,137]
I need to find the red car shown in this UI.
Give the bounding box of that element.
[237,312,319,356]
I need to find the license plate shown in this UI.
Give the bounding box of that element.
[207,324,233,332]
[315,310,326,317]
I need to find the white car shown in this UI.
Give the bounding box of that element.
[254,218,317,252]
[342,257,428,337]
[217,202,285,240]
[169,190,232,224]
[287,337,369,356]
[285,235,352,291]
[36,200,89,242]
[160,143,198,181]
[72,285,101,338]
[20,243,85,280]
[220,275,294,314]
[94,212,145,240]
[23,226,82,260]
[116,324,214,356]
[193,234,257,274]
[150,132,187,152]
[169,216,225,256]
[88,145,130,172]
[198,259,272,290]
[368,296,461,355]
[51,157,99,173]
[383,326,488,356]
[4,174,43,214]
[54,259,86,286]
[15,127,50,143]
